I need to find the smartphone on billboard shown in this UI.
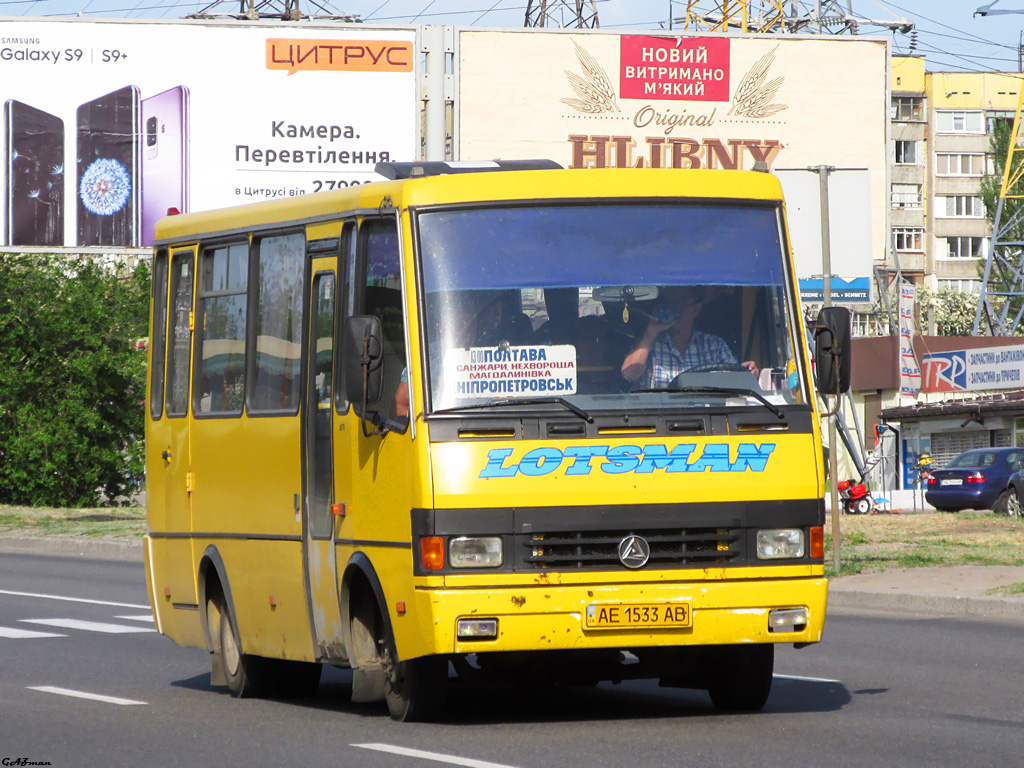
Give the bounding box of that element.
[77,85,140,247]
[141,86,189,246]
[5,100,64,246]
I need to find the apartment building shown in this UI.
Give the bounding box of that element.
[890,55,928,292]
[887,56,1022,304]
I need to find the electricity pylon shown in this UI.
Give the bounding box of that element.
[187,0,358,21]
[678,1,912,35]
[973,82,1024,336]
[524,0,599,28]
[973,3,1024,336]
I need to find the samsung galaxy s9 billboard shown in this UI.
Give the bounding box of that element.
[0,19,417,247]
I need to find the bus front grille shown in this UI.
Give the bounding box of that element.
[522,527,742,570]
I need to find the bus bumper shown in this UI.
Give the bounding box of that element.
[408,574,828,657]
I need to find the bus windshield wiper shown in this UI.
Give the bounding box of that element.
[630,385,784,420]
[431,396,594,423]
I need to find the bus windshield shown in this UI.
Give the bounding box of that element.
[417,202,806,414]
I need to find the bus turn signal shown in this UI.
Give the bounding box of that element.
[420,537,444,570]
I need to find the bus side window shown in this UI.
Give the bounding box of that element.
[166,251,195,418]
[194,242,248,416]
[250,232,306,413]
[357,217,408,432]
[335,220,357,414]
[150,248,169,420]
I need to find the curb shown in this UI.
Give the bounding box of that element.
[0,536,143,562]
[829,589,1024,622]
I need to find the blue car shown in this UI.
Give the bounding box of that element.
[925,447,1024,513]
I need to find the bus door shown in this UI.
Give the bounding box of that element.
[156,246,199,614]
[302,251,347,660]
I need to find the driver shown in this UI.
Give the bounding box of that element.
[620,285,758,389]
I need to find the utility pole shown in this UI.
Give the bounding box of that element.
[524,0,600,28]
[810,165,842,575]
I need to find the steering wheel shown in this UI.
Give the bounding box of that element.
[681,362,750,374]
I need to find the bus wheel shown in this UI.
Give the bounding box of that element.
[215,598,320,699]
[219,600,259,698]
[382,638,447,722]
[707,644,774,712]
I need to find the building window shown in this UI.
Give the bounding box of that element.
[935,153,984,176]
[936,110,984,133]
[938,278,982,293]
[944,236,986,259]
[891,183,922,208]
[853,311,889,337]
[893,227,924,252]
[891,96,923,121]
[894,140,917,164]
[939,195,985,218]
[988,110,1015,133]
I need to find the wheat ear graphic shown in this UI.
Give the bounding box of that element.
[561,39,620,114]
[729,45,788,118]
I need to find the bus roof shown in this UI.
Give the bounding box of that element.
[152,167,785,244]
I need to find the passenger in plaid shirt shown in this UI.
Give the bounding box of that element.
[620,285,758,389]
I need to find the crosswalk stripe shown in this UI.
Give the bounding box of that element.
[27,686,147,706]
[0,626,67,639]
[114,614,155,623]
[20,619,157,634]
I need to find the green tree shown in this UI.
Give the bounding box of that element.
[0,254,150,507]
[929,288,978,336]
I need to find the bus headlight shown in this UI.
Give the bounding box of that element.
[756,529,805,559]
[449,536,503,568]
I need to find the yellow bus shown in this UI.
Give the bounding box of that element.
[144,161,849,721]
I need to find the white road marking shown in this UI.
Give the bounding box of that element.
[353,744,519,768]
[0,626,67,639]
[114,614,155,623]
[20,618,156,634]
[0,589,149,610]
[774,673,842,684]
[27,686,146,706]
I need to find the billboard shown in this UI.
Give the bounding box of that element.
[457,31,888,293]
[0,19,418,247]
[921,345,1024,393]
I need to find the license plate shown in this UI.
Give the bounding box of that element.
[941,478,963,486]
[585,602,691,630]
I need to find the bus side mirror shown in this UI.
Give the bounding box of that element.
[342,315,385,419]
[813,306,851,395]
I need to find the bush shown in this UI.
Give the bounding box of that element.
[0,254,150,507]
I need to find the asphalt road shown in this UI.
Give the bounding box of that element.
[1,552,1022,768]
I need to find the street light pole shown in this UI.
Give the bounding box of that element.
[813,164,842,575]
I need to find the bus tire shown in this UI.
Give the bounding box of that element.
[218,598,261,698]
[215,597,321,699]
[382,638,447,723]
[707,644,774,712]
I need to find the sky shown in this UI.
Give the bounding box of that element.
[1,0,1022,72]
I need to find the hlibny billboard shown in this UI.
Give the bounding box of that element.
[457,31,888,295]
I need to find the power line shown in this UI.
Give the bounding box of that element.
[471,0,505,25]
[408,0,435,23]
[885,0,1013,50]
[362,0,390,20]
